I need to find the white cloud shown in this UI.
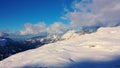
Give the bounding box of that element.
[20,22,46,35]
[47,22,69,35]
[67,12,97,27]
[20,22,69,35]
[65,0,120,28]
[20,0,120,35]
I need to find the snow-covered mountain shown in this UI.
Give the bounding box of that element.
[0,39,7,46]
[61,30,84,40]
[25,34,61,47]
[0,34,62,61]
[0,26,120,68]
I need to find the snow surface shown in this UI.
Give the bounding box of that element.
[61,30,80,40]
[0,26,120,68]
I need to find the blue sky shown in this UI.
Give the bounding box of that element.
[0,0,120,35]
[0,0,73,31]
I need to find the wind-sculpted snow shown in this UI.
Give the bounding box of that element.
[0,26,120,68]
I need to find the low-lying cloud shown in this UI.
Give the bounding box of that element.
[20,22,46,35]
[20,22,69,35]
[46,22,69,35]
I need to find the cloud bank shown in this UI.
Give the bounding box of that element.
[15,0,120,35]
[20,22,46,35]
[64,0,120,28]
[20,22,69,35]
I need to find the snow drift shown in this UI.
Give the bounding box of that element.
[0,26,120,68]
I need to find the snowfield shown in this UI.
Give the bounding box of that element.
[0,26,120,68]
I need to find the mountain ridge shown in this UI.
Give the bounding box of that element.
[1,26,120,68]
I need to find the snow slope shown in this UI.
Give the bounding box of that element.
[61,30,80,40]
[0,26,120,68]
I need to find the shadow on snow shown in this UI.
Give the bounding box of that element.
[21,56,120,68]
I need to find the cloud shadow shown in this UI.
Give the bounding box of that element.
[21,56,120,68]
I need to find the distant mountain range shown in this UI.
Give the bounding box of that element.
[0,34,60,61]
[0,30,84,61]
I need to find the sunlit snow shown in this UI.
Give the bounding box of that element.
[0,26,120,68]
